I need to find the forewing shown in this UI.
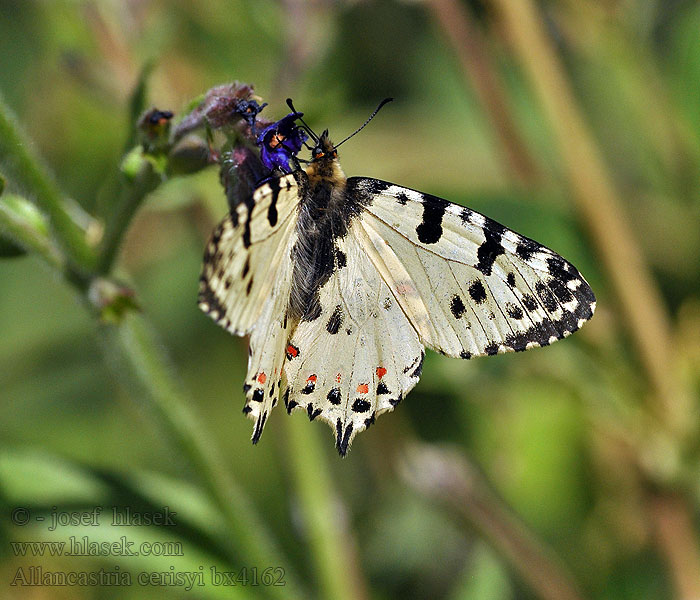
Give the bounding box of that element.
[198,173,301,334]
[282,230,424,455]
[351,178,596,358]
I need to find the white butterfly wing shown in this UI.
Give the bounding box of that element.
[199,173,301,441]
[352,178,596,358]
[198,173,301,335]
[282,230,424,455]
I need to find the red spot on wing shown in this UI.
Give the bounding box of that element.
[376,367,387,379]
[335,373,342,383]
[356,383,369,394]
[286,344,299,359]
[307,374,317,383]
[257,373,267,384]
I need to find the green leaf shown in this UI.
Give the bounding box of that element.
[0,448,109,505]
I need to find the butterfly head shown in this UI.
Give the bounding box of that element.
[306,130,345,183]
[311,131,338,162]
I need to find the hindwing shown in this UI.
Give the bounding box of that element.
[282,230,424,455]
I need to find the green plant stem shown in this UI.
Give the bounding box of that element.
[0,193,64,271]
[96,160,162,274]
[401,445,585,600]
[285,417,369,600]
[0,93,97,272]
[105,313,306,600]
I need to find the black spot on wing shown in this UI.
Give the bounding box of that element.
[335,249,347,268]
[377,381,390,395]
[516,238,540,261]
[450,295,466,319]
[352,399,370,413]
[475,221,505,275]
[460,350,472,359]
[251,411,267,444]
[411,352,425,379]
[469,280,487,303]
[246,277,254,296]
[389,394,403,407]
[336,419,353,457]
[548,278,574,303]
[285,390,298,413]
[267,177,280,227]
[359,179,391,197]
[416,195,449,244]
[252,389,264,402]
[307,404,322,421]
[242,256,250,278]
[242,203,253,249]
[396,192,409,205]
[484,342,499,356]
[326,305,343,334]
[536,281,558,312]
[505,302,524,320]
[327,388,342,405]
[522,294,538,311]
[546,256,578,282]
[507,272,516,287]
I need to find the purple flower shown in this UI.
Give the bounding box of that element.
[256,112,307,172]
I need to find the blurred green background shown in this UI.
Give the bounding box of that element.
[1,1,699,599]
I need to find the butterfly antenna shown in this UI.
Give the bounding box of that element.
[286,98,319,142]
[335,97,394,148]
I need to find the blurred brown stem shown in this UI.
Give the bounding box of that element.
[428,0,541,187]
[486,0,700,594]
[401,445,585,600]
[649,492,700,600]
[487,0,687,441]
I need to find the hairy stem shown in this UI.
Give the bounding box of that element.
[0,93,97,272]
[96,158,162,274]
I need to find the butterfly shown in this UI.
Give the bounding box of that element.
[198,100,596,456]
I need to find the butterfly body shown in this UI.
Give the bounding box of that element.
[288,132,358,323]
[200,119,595,456]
